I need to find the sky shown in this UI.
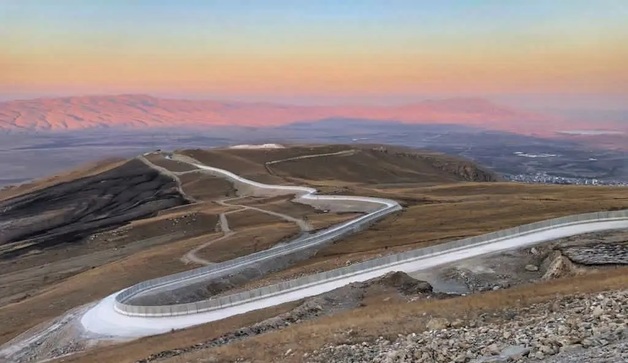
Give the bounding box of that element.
[1,0,627,109]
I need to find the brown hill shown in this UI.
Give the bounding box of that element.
[0,159,188,259]
[0,145,626,360]
[0,94,596,136]
[180,144,499,185]
[0,144,493,260]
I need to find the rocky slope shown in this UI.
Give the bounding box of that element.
[379,147,499,182]
[307,290,628,363]
[0,158,188,258]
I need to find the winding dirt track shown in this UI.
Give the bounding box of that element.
[141,155,315,266]
[179,196,313,266]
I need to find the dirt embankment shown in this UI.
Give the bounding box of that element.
[368,146,500,182]
[0,159,188,258]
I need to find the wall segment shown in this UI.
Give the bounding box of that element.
[114,160,401,309]
[78,159,628,338]
[114,211,628,317]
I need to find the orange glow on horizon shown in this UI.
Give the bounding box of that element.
[2,2,627,100]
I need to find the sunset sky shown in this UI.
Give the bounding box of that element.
[2,0,627,109]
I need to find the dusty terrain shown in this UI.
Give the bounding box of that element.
[308,288,628,363]
[0,158,188,259]
[0,144,626,363]
[180,144,499,185]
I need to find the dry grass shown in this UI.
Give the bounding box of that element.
[225,209,291,230]
[0,157,125,201]
[267,149,466,184]
[0,230,222,345]
[318,182,627,257]
[236,196,320,219]
[223,182,627,289]
[178,172,236,201]
[180,145,495,186]
[119,211,219,243]
[152,202,232,217]
[162,267,628,363]
[197,222,302,262]
[180,149,285,185]
[307,212,364,230]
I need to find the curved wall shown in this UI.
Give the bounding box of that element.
[112,162,628,317]
[114,161,402,310]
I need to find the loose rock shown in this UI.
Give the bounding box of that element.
[306,290,628,363]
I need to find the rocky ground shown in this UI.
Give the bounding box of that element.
[306,289,628,363]
[412,229,628,295]
[267,229,627,363]
[0,305,93,363]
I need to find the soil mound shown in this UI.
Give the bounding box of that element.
[368,271,434,295]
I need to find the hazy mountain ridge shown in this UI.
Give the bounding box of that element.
[1,94,615,136]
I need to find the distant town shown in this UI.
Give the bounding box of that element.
[505,172,628,187]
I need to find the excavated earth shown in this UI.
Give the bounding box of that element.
[0,159,188,259]
[410,229,628,295]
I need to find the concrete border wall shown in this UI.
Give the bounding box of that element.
[115,203,400,304]
[115,159,402,309]
[115,209,628,317]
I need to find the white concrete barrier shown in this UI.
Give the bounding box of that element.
[114,210,628,317]
[113,162,401,312]
[78,156,628,337]
[81,211,628,338]
[109,162,628,318]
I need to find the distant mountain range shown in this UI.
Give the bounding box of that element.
[0,94,624,136]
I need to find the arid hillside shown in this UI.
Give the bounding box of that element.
[0,145,626,363]
[180,144,499,185]
[3,94,619,136]
[0,159,188,259]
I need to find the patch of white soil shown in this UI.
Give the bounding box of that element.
[229,144,285,149]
